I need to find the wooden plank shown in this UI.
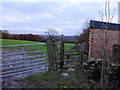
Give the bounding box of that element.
[64,54,81,56]
[59,34,64,69]
[53,41,58,70]
[64,51,80,52]
[46,40,54,71]
[81,42,85,64]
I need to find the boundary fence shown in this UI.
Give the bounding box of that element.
[0,44,47,80]
[0,35,88,79]
[46,35,64,70]
[46,35,88,71]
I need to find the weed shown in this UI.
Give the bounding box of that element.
[88,79,96,87]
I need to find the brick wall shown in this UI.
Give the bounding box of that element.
[89,29,120,60]
[119,31,120,43]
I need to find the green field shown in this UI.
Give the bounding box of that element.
[64,43,76,51]
[1,39,45,51]
[1,39,78,58]
[1,39,76,64]
[1,39,42,46]
[1,39,75,51]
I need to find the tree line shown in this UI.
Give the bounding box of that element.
[0,30,46,42]
[0,27,90,44]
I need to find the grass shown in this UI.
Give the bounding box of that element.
[64,43,81,58]
[12,60,81,88]
[1,39,80,60]
[1,39,76,51]
[1,39,80,64]
[14,67,83,88]
[22,71,64,88]
[1,39,83,88]
[1,39,45,51]
[1,39,76,63]
[1,39,42,46]
[64,43,76,51]
[57,70,82,88]
[1,39,79,62]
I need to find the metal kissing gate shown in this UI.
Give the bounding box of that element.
[0,43,47,79]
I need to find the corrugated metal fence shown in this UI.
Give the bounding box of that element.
[0,44,47,79]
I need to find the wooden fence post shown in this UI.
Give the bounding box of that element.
[66,55,69,64]
[46,40,54,71]
[60,34,64,69]
[53,41,58,70]
[81,42,85,65]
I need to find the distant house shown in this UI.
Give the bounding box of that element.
[88,20,120,60]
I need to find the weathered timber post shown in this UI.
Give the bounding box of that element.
[46,40,54,71]
[60,34,64,69]
[81,42,85,65]
[80,44,82,65]
[66,54,69,64]
[53,41,58,70]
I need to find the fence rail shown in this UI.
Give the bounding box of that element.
[0,43,46,48]
[0,44,47,79]
[64,51,80,52]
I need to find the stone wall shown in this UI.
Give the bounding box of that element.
[89,28,120,60]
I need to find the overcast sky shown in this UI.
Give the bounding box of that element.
[0,0,119,36]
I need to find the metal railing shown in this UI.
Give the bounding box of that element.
[0,43,47,79]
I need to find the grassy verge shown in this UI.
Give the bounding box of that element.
[14,69,83,88]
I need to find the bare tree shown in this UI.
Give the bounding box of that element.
[75,20,90,43]
[44,28,59,41]
[98,0,116,86]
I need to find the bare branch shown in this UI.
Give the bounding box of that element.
[110,9,116,22]
[44,27,59,40]
[105,0,108,22]
[108,0,110,22]
[99,10,104,22]
[102,11,104,22]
